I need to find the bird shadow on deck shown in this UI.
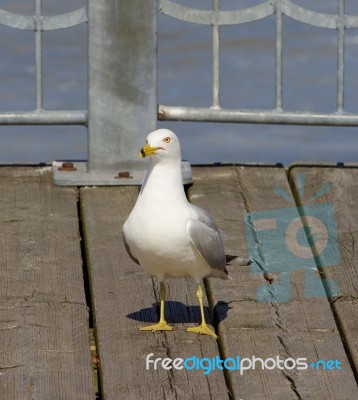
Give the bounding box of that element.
[126,300,230,326]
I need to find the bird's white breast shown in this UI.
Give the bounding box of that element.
[123,199,210,281]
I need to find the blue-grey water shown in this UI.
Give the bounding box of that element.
[0,0,358,165]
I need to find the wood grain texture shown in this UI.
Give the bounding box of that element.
[290,166,358,376]
[0,167,94,400]
[80,186,229,400]
[188,165,358,400]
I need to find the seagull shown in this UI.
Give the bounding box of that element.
[122,129,230,339]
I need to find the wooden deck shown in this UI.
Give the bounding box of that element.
[0,164,357,400]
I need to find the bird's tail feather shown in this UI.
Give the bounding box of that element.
[226,255,249,266]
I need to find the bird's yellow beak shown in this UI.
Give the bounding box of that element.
[139,144,159,158]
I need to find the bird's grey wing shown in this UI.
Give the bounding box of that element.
[187,218,226,271]
[122,230,140,265]
[190,204,227,241]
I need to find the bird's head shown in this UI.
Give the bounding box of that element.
[139,129,181,161]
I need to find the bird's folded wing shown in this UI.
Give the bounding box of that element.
[187,219,226,271]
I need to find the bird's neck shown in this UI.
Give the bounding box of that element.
[139,158,187,204]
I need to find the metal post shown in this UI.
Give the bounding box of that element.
[275,0,283,111]
[54,0,161,185]
[87,0,158,174]
[337,0,345,113]
[35,0,43,111]
[53,0,191,185]
[212,0,220,109]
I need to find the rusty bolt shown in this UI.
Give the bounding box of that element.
[58,162,77,171]
[115,171,132,179]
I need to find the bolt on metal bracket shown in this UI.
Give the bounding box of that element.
[52,161,193,186]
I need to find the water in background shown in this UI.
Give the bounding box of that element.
[0,0,357,165]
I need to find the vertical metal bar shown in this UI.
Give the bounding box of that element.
[87,0,158,172]
[35,0,43,110]
[275,0,283,111]
[212,0,220,109]
[337,0,345,112]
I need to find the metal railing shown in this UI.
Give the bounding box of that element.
[0,0,87,125]
[0,0,159,185]
[1,1,358,185]
[158,0,358,126]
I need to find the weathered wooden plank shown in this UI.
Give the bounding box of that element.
[80,186,229,400]
[0,167,94,400]
[290,165,358,375]
[189,165,358,400]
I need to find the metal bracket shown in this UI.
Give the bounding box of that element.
[52,161,193,186]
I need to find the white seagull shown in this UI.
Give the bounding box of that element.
[122,129,230,339]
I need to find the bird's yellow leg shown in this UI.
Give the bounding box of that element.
[139,282,173,332]
[187,284,218,339]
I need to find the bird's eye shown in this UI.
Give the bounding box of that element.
[163,137,171,144]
